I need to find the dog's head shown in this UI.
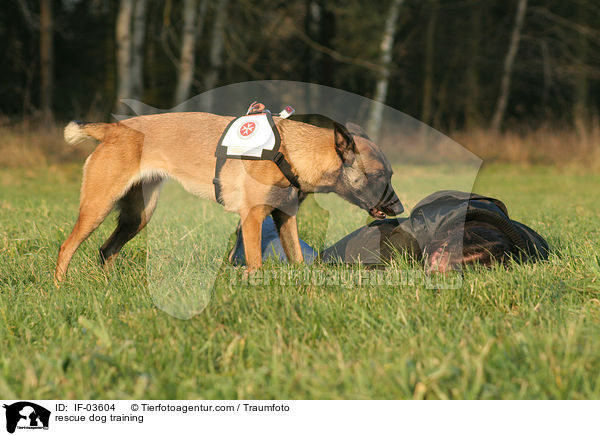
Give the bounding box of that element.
[330,122,403,219]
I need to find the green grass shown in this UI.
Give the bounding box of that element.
[1,163,599,399]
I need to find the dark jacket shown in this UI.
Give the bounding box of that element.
[321,190,549,264]
[230,190,549,266]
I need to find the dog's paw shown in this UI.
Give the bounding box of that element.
[242,267,260,281]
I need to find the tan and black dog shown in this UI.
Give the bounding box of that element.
[55,112,403,282]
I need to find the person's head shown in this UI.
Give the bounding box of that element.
[424,221,514,273]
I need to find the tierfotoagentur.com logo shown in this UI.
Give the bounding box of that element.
[2,402,50,434]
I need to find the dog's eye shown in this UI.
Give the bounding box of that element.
[344,167,367,188]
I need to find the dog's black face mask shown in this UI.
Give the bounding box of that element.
[367,179,404,219]
[333,122,404,219]
[341,171,404,219]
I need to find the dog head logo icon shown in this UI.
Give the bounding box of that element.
[3,402,50,433]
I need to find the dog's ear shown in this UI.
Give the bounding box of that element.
[333,122,357,164]
[345,122,370,140]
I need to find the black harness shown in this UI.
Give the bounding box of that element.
[213,111,301,205]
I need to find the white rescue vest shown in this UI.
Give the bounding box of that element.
[219,113,276,158]
[213,109,300,205]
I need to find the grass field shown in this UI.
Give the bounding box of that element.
[1,162,599,399]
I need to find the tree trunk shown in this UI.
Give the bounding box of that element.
[366,0,403,142]
[490,0,528,132]
[115,0,134,113]
[130,0,147,114]
[40,0,53,124]
[465,1,481,129]
[421,0,437,128]
[304,0,322,107]
[175,0,208,108]
[307,0,322,80]
[573,2,588,127]
[202,0,229,113]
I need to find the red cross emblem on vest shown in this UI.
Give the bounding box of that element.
[239,121,256,137]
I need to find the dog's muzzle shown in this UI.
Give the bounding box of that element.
[369,184,404,219]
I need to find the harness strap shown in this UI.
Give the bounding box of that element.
[213,151,300,205]
[213,154,227,205]
[213,112,300,206]
[273,151,301,189]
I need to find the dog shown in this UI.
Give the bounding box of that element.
[54,112,403,282]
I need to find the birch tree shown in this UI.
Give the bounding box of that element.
[40,0,53,124]
[175,0,208,108]
[490,0,528,132]
[115,0,134,113]
[201,0,229,113]
[573,1,589,127]
[366,0,403,142]
[421,0,438,128]
[130,0,147,114]
[465,1,482,128]
[305,1,323,105]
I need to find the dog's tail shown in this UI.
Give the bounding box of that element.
[64,121,110,145]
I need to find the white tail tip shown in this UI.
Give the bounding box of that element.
[64,121,88,145]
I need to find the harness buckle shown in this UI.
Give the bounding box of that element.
[273,152,285,165]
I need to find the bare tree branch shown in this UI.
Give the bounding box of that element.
[532,6,600,43]
[491,0,528,132]
[366,0,404,141]
[292,23,385,74]
[13,0,38,30]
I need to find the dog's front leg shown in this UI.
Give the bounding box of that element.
[240,206,270,271]
[272,209,304,263]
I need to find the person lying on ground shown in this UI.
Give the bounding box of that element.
[228,190,549,272]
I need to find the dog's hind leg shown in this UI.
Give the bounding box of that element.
[99,178,162,267]
[55,142,140,283]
